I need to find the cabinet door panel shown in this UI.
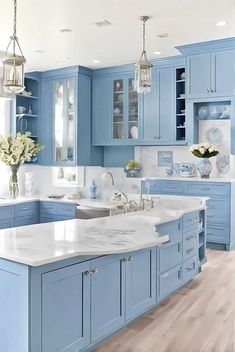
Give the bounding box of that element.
[91,255,125,342]
[211,49,235,97]
[159,264,182,299]
[126,248,156,320]
[0,219,14,229]
[207,226,230,244]
[40,80,53,165]
[206,198,230,225]
[186,53,211,98]
[42,262,90,352]
[14,215,38,227]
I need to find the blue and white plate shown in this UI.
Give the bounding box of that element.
[216,155,230,175]
[206,127,223,144]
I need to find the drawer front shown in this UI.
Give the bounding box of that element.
[0,219,14,229]
[159,265,182,298]
[185,182,230,196]
[206,198,230,225]
[183,211,200,228]
[156,220,182,245]
[40,214,58,224]
[56,203,76,217]
[183,230,198,261]
[0,206,13,220]
[14,215,38,227]
[14,201,38,218]
[141,180,162,194]
[207,226,229,244]
[159,242,182,273]
[161,181,183,194]
[40,202,58,215]
[183,256,198,283]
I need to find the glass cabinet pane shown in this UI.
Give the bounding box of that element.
[112,79,124,139]
[54,79,76,164]
[128,78,138,139]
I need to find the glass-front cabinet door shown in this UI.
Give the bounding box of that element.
[54,78,76,164]
[111,77,140,142]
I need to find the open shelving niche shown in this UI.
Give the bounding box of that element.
[176,67,186,142]
[15,76,40,163]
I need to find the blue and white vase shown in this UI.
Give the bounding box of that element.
[89,179,97,199]
[197,158,212,178]
[125,168,139,178]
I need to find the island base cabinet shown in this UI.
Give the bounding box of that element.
[183,256,198,283]
[159,264,182,299]
[90,255,125,342]
[125,248,156,321]
[42,262,91,352]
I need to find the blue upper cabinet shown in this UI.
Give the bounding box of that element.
[177,38,235,99]
[143,67,175,144]
[40,66,102,166]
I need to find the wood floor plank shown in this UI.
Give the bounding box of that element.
[94,250,235,352]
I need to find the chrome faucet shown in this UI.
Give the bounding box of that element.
[101,171,115,186]
[111,190,128,203]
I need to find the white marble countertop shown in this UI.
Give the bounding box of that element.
[0,196,206,267]
[141,176,235,183]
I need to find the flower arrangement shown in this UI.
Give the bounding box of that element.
[0,133,43,198]
[125,160,140,178]
[190,143,219,158]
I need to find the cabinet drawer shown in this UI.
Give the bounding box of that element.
[40,202,58,215]
[206,198,230,225]
[56,203,76,217]
[159,242,182,273]
[14,201,38,218]
[183,256,198,283]
[207,226,229,244]
[156,220,182,245]
[159,265,182,298]
[0,206,13,220]
[14,215,38,227]
[183,211,200,228]
[141,180,161,194]
[161,181,183,194]
[0,219,14,229]
[183,229,198,261]
[185,182,230,196]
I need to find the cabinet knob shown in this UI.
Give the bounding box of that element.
[210,88,214,93]
[92,268,98,274]
[128,256,133,262]
[206,88,210,93]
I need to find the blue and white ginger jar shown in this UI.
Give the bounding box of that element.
[197,158,212,178]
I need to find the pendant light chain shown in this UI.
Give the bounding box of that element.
[13,0,17,54]
[142,18,146,53]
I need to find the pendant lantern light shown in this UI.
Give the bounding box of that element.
[134,16,153,94]
[3,0,26,94]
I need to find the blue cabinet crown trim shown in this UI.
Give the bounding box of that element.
[176,37,235,55]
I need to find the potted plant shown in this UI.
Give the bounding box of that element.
[0,133,43,198]
[190,143,219,178]
[124,160,140,178]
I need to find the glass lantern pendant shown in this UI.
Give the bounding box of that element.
[3,0,26,94]
[135,16,153,94]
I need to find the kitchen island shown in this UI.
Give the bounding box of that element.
[0,196,206,352]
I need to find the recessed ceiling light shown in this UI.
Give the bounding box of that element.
[35,49,44,54]
[60,28,72,33]
[66,57,71,60]
[153,51,161,55]
[157,33,169,38]
[216,20,228,27]
[92,20,111,27]
[93,59,100,63]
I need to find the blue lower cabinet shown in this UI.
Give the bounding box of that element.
[159,242,182,273]
[183,255,198,283]
[90,255,125,342]
[0,219,14,229]
[14,215,38,227]
[40,201,76,224]
[159,264,182,299]
[125,248,156,321]
[183,229,199,261]
[207,226,230,244]
[14,201,38,218]
[42,261,91,352]
[206,198,230,225]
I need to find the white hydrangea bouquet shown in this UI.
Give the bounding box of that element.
[190,143,219,178]
[0,133,43,198]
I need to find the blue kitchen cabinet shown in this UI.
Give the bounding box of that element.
[0,219,14,229]
[40,66,102,166]
[40,201,76,223]
[143,67,175,143]
[125,247,156,321]
[0,206,14,229]
[186,50,235,98]
[42,261,91,352]
[90,254,125,342]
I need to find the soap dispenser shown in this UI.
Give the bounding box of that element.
[89,179,97,199]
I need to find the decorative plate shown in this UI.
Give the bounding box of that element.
[206,127,223,144]
[198,106,209,119]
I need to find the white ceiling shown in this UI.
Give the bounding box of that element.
[0,0,235,72]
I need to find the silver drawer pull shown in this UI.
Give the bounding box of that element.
[202,188,210,191]
[128,256,133,262]
[162,240,171,246]
[85,270,92,276]
[166,186,177,189]
[186,235,195,240]
[207,232,213,235]
[22,207,29,211]
[92,268,98,274]
[207,214,214,218]
[162,272,170,278]
[186,248,194,254]
[186,267,194,272]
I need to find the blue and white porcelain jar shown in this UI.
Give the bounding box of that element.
[197,158,212,178]
[89,179,97,199]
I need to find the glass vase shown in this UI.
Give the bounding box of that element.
[9,167,19,199]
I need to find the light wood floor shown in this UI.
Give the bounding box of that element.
[95,249,235,352]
